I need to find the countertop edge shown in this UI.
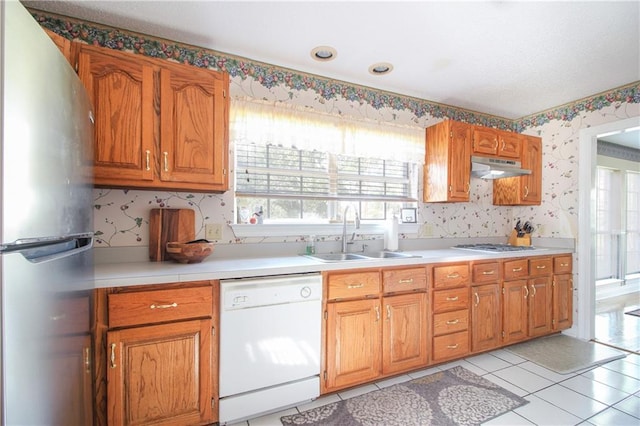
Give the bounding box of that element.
[94,247,574,288]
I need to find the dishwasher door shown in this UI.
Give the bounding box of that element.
[219,273,322,398]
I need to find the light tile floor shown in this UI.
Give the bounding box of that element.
[228,347,640,426]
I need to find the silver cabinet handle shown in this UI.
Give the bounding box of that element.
[530,284,537,297]
[524,285,529,299]
[512,267,523,272]
[347,283,364,289]
[163,151,169,172]
[398,278,414,284]
[386,305,391,320]
[474,292,480,306]
[375,305,380,321]
[446,319,459,325]
[447,344,459,349]
[482,270,495,275]
[446,296,459,301]
[447,272,460,279]
[145,150,151,171]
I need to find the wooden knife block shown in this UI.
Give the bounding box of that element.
[149,208,195,261]
[508,229,531,246]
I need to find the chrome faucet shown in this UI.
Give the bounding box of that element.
[342,205,360,253]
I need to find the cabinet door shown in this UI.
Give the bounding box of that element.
[448,121,472,201]
[47,335,93,426]
[45,29,72,63]
[424,120,470,202]
[382,293,428,374]
[553,274,573,330]
[472,127,499,156]
[502,280,528,344]
[77,45,156,185]
[498,131,521,158]
[471,283,502,352]
[528,276,553,337]
[520,135,542,204]
[107,319,212,426]
[160,63,229,191]
[324,299,381,392]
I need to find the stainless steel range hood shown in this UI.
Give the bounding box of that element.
[471,156,531,179]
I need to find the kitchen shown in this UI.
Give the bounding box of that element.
[2,1,639,425]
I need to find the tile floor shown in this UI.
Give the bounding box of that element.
[229,347,640,426]
[595,291,640,353]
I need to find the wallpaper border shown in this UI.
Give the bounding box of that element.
[31,9,640,132]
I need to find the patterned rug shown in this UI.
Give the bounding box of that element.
[625,308,640,317]
[280,366,528,426]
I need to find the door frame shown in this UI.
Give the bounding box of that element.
[577,116,640,340]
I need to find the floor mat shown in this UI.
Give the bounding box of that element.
[505,334,626,374]
[281,366,528,426]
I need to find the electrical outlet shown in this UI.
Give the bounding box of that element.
[419,224,433,237]
[205,223,223,241]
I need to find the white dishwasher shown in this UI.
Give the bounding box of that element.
[219,273,322,424]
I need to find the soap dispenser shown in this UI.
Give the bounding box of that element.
[384,215,399,251]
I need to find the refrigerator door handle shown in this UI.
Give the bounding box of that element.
[0,232,94,263]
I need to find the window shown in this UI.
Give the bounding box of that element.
[595,167,640,281]
[231,98,423,224]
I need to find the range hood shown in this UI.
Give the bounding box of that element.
[470,156,532,179]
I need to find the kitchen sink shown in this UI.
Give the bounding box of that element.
[362,251,418,259]
[304,251,420,262]
[305,253,371,262]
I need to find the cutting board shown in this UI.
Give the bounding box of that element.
[149,208,195,261]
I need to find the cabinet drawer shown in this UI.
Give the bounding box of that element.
[108,286,213,328]
[432,288,469,313]
[433,264,470,289]
[327,271,380,300]
[503,259,528,280]
[554,256,572,274]
[472,262,500,283]
[383,267,427,293]
[49,294,91,335]
[433,310,469,336]
[433,331,469,361]
[530,257,553,277]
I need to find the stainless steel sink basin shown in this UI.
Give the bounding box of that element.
[304,251,420,262]
[304,253,371,262]
[362,251,418,259]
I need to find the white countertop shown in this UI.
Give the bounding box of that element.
[94,246,573,288]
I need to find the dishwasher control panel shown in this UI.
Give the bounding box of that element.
[221,273,322,310]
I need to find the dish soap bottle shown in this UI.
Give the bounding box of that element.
[305,235,316,255]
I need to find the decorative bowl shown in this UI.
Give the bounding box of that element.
[166,240,214,263]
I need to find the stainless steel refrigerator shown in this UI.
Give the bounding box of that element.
[1,2,95,424]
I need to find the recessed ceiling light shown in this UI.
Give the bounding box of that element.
[369,62,393,75]
[311,46,337,61]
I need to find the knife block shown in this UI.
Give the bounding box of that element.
[508,229,531,246]
[149,208,195,261]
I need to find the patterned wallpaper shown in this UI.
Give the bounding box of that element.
[32,11,640,248]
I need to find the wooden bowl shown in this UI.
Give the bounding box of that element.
[166,241,214,263]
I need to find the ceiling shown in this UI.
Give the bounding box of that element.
[25,1,640,144]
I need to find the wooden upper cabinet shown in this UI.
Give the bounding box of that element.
[76,44,230,192]
[493,134,542,206]
[472,126,521,158]
[159,62,229,191]
[424,120,471,202]
[77,45,156,185]
[45,29,72,63]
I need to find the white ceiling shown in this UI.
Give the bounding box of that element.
[25,0,640,144]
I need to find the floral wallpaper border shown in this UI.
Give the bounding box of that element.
[32,10,639,132]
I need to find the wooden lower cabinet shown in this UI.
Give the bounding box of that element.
[553,273,573,330]
[382,293,428,374]
[528,276,553,337]
[502,279,529,344]
[324,298,382,391]
[94,281,217,426]
[323,267,428,393]
[471,283,502,352]
[107,320,212,426]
